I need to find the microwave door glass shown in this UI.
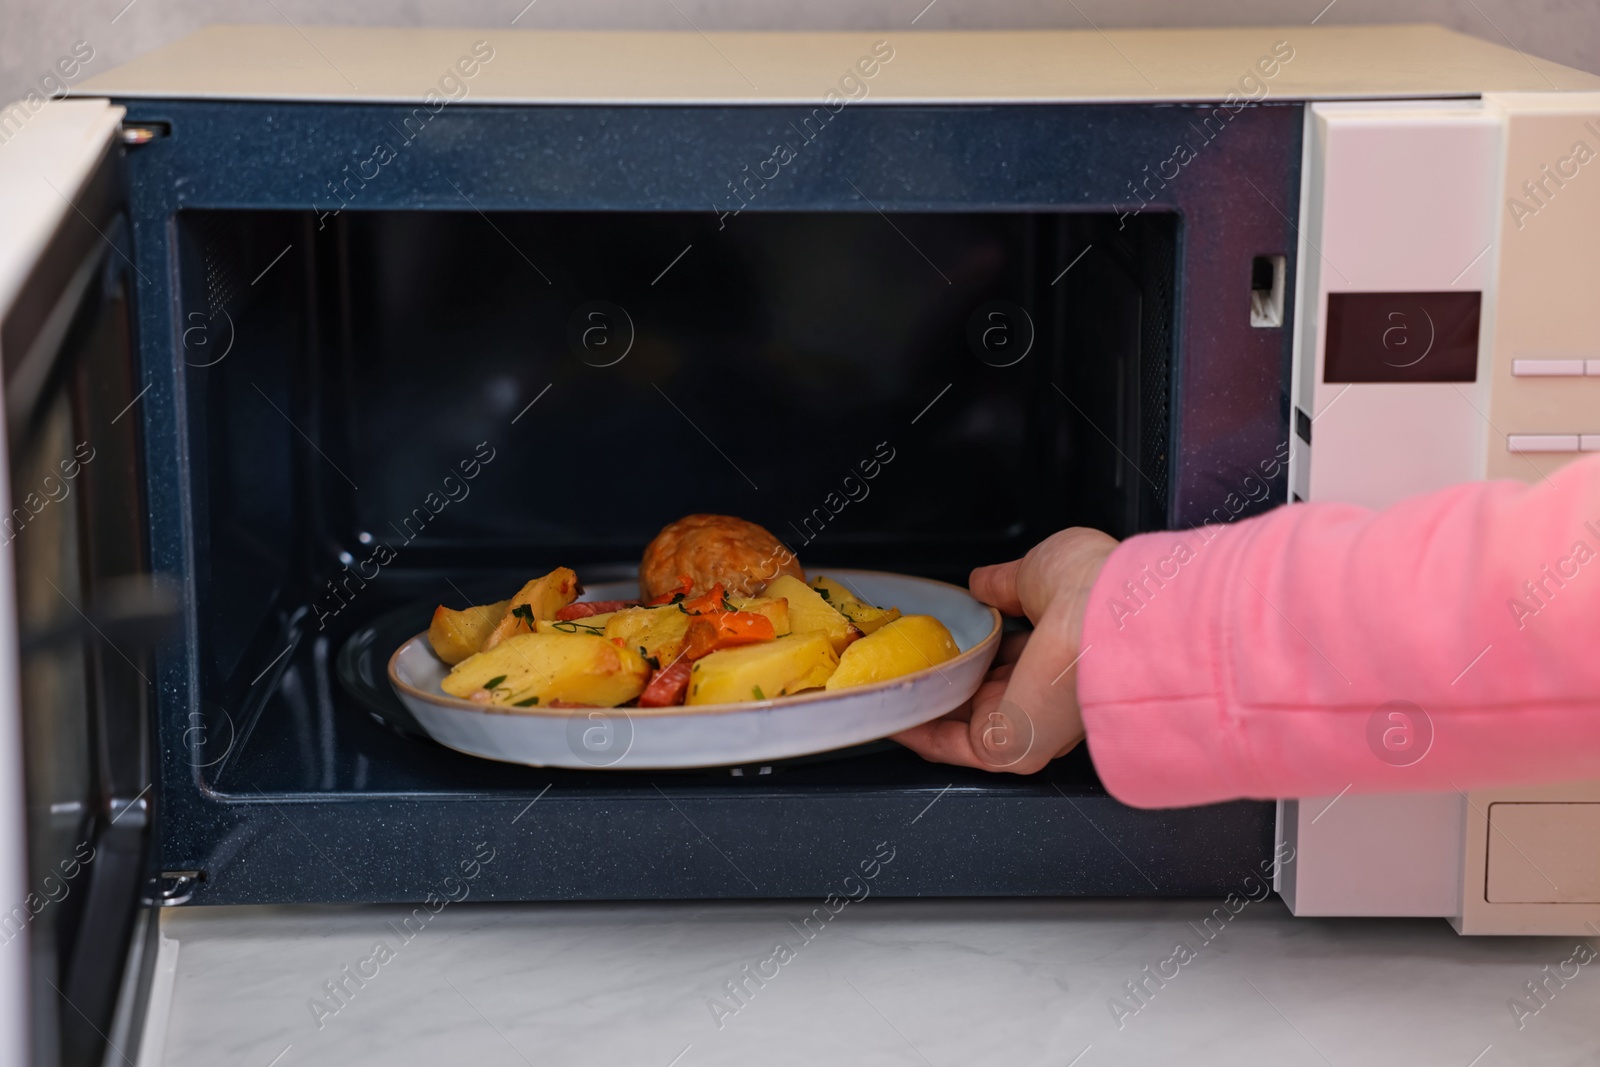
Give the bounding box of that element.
[7,217,161,1066]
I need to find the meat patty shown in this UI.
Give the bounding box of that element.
[639,514,804,599]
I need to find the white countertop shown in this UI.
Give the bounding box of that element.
[154,897,1600,1067]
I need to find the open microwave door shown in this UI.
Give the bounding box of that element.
[0,99,167,1067]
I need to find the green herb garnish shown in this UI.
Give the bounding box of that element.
[815,587,831,601]
[553,619,603,635]
[510,604,536,630]
[644,652,660,670]
[483,674,507,690]
[514,695,540,706]
[752,685,766,700]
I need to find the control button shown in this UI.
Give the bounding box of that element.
[1508,434,1580,453]
[1487,803,1600,903]
[1582,436,1600,452]
[1512,358,1585,377]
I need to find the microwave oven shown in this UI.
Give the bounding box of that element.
[3,23,1599,1065]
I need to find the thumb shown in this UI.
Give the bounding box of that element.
[971,528,1115,625]
[969,558,1025,617]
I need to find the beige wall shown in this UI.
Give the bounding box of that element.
[3,0,1598,111]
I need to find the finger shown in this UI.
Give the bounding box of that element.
[891,715,992,770]
[927,701,976,725]
[901,675,1005,764]
[969,558,1025,616]
[968,611,1085,773]
[969,675,1009,705]
[996,630,1030,667]
[891,680,1004,765]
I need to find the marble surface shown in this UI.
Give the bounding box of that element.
[154,895,1600,1067]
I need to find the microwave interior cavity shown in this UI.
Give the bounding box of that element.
[153,205,1277,904]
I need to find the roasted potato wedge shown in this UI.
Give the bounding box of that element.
[442,632,649,708]
[482,567,581,649]
[686,632,839,705]
[428,599,510,665]
[535,612,615,636]
[809,576,902,635]
[726,595,791,635]
[762,575,860,653]
[603,605,692,665]
[824,614,960,690]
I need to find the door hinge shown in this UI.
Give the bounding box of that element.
[158,870,203,905]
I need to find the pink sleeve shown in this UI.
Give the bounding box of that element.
[1076,453,1600,809]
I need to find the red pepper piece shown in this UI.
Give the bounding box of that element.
[638,660,692,707]
[554,599,638,621]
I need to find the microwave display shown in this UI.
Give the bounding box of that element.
[1323,290,1482,383]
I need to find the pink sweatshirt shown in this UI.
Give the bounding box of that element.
[1077,453,1600,809]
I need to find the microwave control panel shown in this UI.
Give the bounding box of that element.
[1284,95,1600,935]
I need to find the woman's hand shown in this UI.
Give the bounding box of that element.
[891,527,1117,773]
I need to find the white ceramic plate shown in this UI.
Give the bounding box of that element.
[387,569,1002,769]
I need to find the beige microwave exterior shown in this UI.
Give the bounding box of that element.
[74,24,1600,105]
[9,25,1598,939]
